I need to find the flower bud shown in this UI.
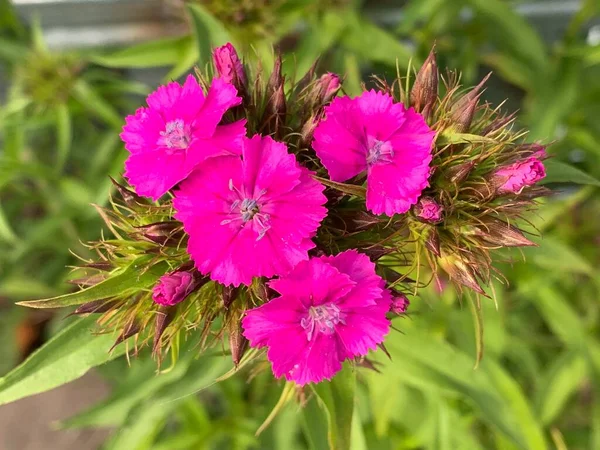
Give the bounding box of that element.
[445,160,476,184]
[449,72,491,132]
[261,53,287,138]
[222,285,239,309]
[153,306,173,357]
[137,221,184,247]
[152,271,196,306]
[474,219,536,248]
[212,43,247,92]
[414,197,444,223]
[109,176,149,208]
[317,72,341,103]
[111,320,140,351]
[389,293,410,315]
[410,47,438,119]
[425,228,441,257]
[491,157,546,194]
[438,251,484,294]
[228,319,248,367]
[73,299,119,315]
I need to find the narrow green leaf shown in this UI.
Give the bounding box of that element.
[72,79,122,128]
[18,259,168,309]
[312,365,356,450]
[0,201,18,244]
[0,316,126,406]
[186,4,233,67]
[521,237,594,277]
[467,294,484,368]
[438,131,496,145]
[534,349,586,425]
[55,103,72,173]
[540,160,600,187]
[89,36,193,68]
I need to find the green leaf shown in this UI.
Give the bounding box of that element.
[342,12,414,69]
[89,36,193,68]
[55,103,72,174]
[521,237,594,277]
[103,353,229,450]
[534,349,587,425]
[186,4,233,68]
[18,259,168,309]
[465,0,547,73]
[0,201,18,244]
[0,316,126,406]
[72,79,122,128]
[437,131,496,145]
[312,365,356,450]
[540,160,600,187]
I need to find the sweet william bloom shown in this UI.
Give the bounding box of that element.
[414,196,443,223]
[213,43,247,89]
[152,271,195,306]
[494,157,546,193]
[313,90,435,216]
[242,250,391,385]
[174,135,327,287]
[121,75,245,200]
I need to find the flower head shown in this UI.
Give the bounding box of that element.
[121,75,245,200]
[493,157,546,193]
[414,196,443,223]
[242,250,391,385]
[174,135,327,287]
[313,90,435,216]
[152,271,195,306]
[213,43,247,89]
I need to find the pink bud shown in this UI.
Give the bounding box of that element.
[414,197,444,223]
[318,72,341,102]
[152,271,195,306]
[493,157,546,193]
[390,293,410,315]
[212,43,247,88]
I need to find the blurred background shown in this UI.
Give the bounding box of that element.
[0,0,599,449]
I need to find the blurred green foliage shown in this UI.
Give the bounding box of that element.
[1,0,599,449]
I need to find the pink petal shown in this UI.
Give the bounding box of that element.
[284,333,345,385]
[193,77,241,139]
[355,90,407,140]
[124,149,187,201]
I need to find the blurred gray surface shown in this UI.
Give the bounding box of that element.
[0,371,111,450]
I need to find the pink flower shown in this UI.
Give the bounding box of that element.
[213,43,247,89]
[312,90,435,216]
[241,250,391,385]
[414,196,443,223]
[389,293,409,314]
[173,135,327,287]
[152,271,195,306]
[121,75,245,200]
[494,157,546,193]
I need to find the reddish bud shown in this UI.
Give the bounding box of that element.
[109,176,148,208]
[317,72,341,103]
[414,197,444,223]
[152,270,199,306]
[425,228,441,257]
[212,43,247,91]
[110,320,141,352]
[137,221,184,247]
[446,160,476,184]
[261,54,287,138]
[73,299,119,315]
[450,73,491,132]
[228,320,248,367]
[438,251,485,294]
[491,157,546,194]
[153,306,174,357]
[474,219,537,248]
[410,47,438,119]
[389,293,410,315]
[222,286,239,309]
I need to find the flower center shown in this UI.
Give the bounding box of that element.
[300,303,346,341]
[158,119,191,151]
[366,136,394,165]
[220,181,272,241]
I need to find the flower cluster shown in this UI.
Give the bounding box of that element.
[23,44,548,386]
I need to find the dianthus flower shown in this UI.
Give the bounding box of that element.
[242,250,391,385]
[493,157,546,193]
[312,90,435,216]
[173,135,327,287]
[121,75,245,200]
